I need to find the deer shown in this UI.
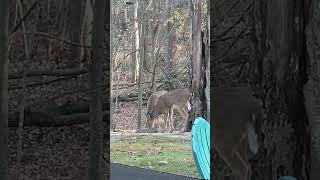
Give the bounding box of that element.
[145,90,168,129]
[148,88,192,132]
[213,87,261,180]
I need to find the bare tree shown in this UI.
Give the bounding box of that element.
[16,0,31,179]
[164,0,174,70]
[137,0,146,130]
[0,0,9,179]
[88,0,106,179]
[131,0,139,83]
[68,0,83,67]
[81,0,94,66]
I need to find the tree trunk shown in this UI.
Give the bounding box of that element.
[304,0,320,179]
[110,5,114,131]
[189,0,207,131]
[252,0,309,179]
[81,0,94,67]
[131,0,139,83]
[88,0,106,179]
[68,0,82,67]
[164,0,174,71]
[150,2,158,94]
[0,0,9,179]
[137,0,145,130]
[204,29,210,121]
[121,0,128,31]
[16,1,31,179]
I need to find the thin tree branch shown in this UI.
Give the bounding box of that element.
[9,66,108,79]
[10,31,92,48]
[9,76,77,90]
[10,0,38,34]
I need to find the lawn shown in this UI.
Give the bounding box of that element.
[110,135,200,178]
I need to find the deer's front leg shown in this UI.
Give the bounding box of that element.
[165,113,168,130]
[168,110,173,133]
[152,117,156,129]
[164,112,169,131]
[170,108,174,132]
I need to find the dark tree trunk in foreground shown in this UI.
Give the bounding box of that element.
[0,0,9,179]
[251,0,309,179]
[189,0,207,131]
[304,0,320,179]
[88,0,106,179]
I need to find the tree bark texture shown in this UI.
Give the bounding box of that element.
[304,0,320,179]
[252,0,309,179]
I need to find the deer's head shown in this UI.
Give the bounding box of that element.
[145,111,154,128]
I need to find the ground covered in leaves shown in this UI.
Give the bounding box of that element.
[112,101,185,130]
[8,124,108,180]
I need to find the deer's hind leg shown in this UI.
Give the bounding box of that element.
[237,136,251,180]
[216,146,250,180]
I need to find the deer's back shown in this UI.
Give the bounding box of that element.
[159,88,191,107]
[147,90,168,113]
[212,87,261,144]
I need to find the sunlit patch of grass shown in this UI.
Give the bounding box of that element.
[110,135,200,178]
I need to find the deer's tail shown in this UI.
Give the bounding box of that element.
[247,122,259,155]
[187,100,191,111]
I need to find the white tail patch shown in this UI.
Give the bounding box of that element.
[247,123,259,155]
[187,100,191,111]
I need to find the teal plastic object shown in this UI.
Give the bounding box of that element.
[278,176,297,180]
[191,117,210,180]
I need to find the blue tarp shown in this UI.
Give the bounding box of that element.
[191,117,210,179]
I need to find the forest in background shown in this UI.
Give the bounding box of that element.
[1,0,319,179]
[110,0,208,178]
[111,0,209,132]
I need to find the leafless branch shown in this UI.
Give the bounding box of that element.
[9,66,108,79]
[11,0,38,34]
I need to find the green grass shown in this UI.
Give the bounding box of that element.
[110,135,200,178]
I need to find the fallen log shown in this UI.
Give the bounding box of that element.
[9,110,109,127]
[9,66,108,79]
[7,94,148,127]
[9,76,77,90]
[114,96,148,102]
[48,101,109,115]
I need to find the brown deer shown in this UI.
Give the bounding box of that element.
[148,88,192,132]
[145,90,168,129]
[213,87,261,180]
